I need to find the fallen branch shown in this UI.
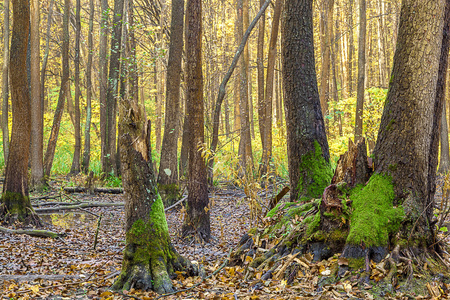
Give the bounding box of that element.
[63,187,123,194]
[0,274,80,282]
[164,196,188,212]
[34,202,124,213]
[0,226,64,238]
[33,201,81,207]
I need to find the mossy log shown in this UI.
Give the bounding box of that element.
[0,226,63,238]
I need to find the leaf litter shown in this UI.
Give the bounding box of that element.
[1,179,450,299]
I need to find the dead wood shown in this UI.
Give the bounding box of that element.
[63,187,123,194]
[332,137,371,187]
[0,226,64,238]
[34,202,124,213]
[267,186,290,211]
[0,274,80,282]
[164,196,188,212]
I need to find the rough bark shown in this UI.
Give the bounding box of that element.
[354,0,366,141]
[158,0,184,205]
[112,73,197,294]
[2,0,10,164]
[43,0,70,178]
[1,0,39,225]
[82,0,94,174]
[182,0,210,242]
[281,0,332,202]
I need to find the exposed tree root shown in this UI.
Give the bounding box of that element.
[112,243,199,294]
[0,204,42,227]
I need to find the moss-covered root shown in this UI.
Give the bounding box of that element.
[0,196,41,227]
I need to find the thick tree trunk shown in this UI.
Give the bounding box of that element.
[354,0,366,141]
[1,0,39,225]
[112,73,197,295]
[182,0,210,242]
[2,0,10,164]
[43,0,70,178]
[281,0,333,202]
[346,0,447,257]
[158,0,184,206]
[82,0,94,174]
[70,0,81,175]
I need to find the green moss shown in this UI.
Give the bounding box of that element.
[306,211,321,236]
[158,183,180,206]
[1,191,33,219]
[348,257,365,269]
[347,174,404,247]
[388,163,397,172]
[266,202,296,218]
[296,141,333,200]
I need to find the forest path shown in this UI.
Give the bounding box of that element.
[0,178,448,299]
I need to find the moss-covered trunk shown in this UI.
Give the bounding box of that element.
[281,0,333,202]
[113,57,197,294]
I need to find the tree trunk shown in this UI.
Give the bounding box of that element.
[43,0,70,178]
[1,0,39,225]
[376,0,388,88]
[347,0,354,96]
[347,0,448,257]
[70,0,81,175]
[99,0,109,175]
[2,0,10,164]
[260,0,282,177]
[82,0,94,174]
[354,0,366,141]
[158,0,184,206]
[112,68,197,295]
[40,0,54,113]
[237,0,253,175]
[281,0,333,202]
[182,0,210,242]
[319,0,334,120]
[257,0,265,158]
[439,98,450,173]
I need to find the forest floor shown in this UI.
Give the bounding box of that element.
[0,178,449,300]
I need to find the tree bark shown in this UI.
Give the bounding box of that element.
[70,0,81,175]
[1,0,39,225]
[158,0,184,205]
[182,0,210,242]
[319,0,334,120]
[82,0,94,174]
[439,98,450,173]
[260,0,282,177]
[257,0,265,157]
[40,0,54,113]
[376,0,388,88]
[43,0,70,178]
[281,0,333,202]
[347,0,354,96]
[99,0,109,175]
[354,0,366,141]
[2,0,10,164]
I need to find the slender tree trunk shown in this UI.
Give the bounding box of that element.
[155,2,166,155]
[282,0,333,202]
[439,98,450,173]
[348,0,354,96]
[43,0,70,178]
[82,0,94,173]
[99,0,109,174]
[354,0,366,141]
[70,0,81,175]
[237,0,253,175]
[104,0,125,175]
[260,0,282,177]
[257,0,265,154]
[376,0,388,88]
[1,0,39,225]
[158,0,184,205]
[319,0,334,119]
[40,0,54,113]
[182,0,210,242]
[2,0,10,163]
